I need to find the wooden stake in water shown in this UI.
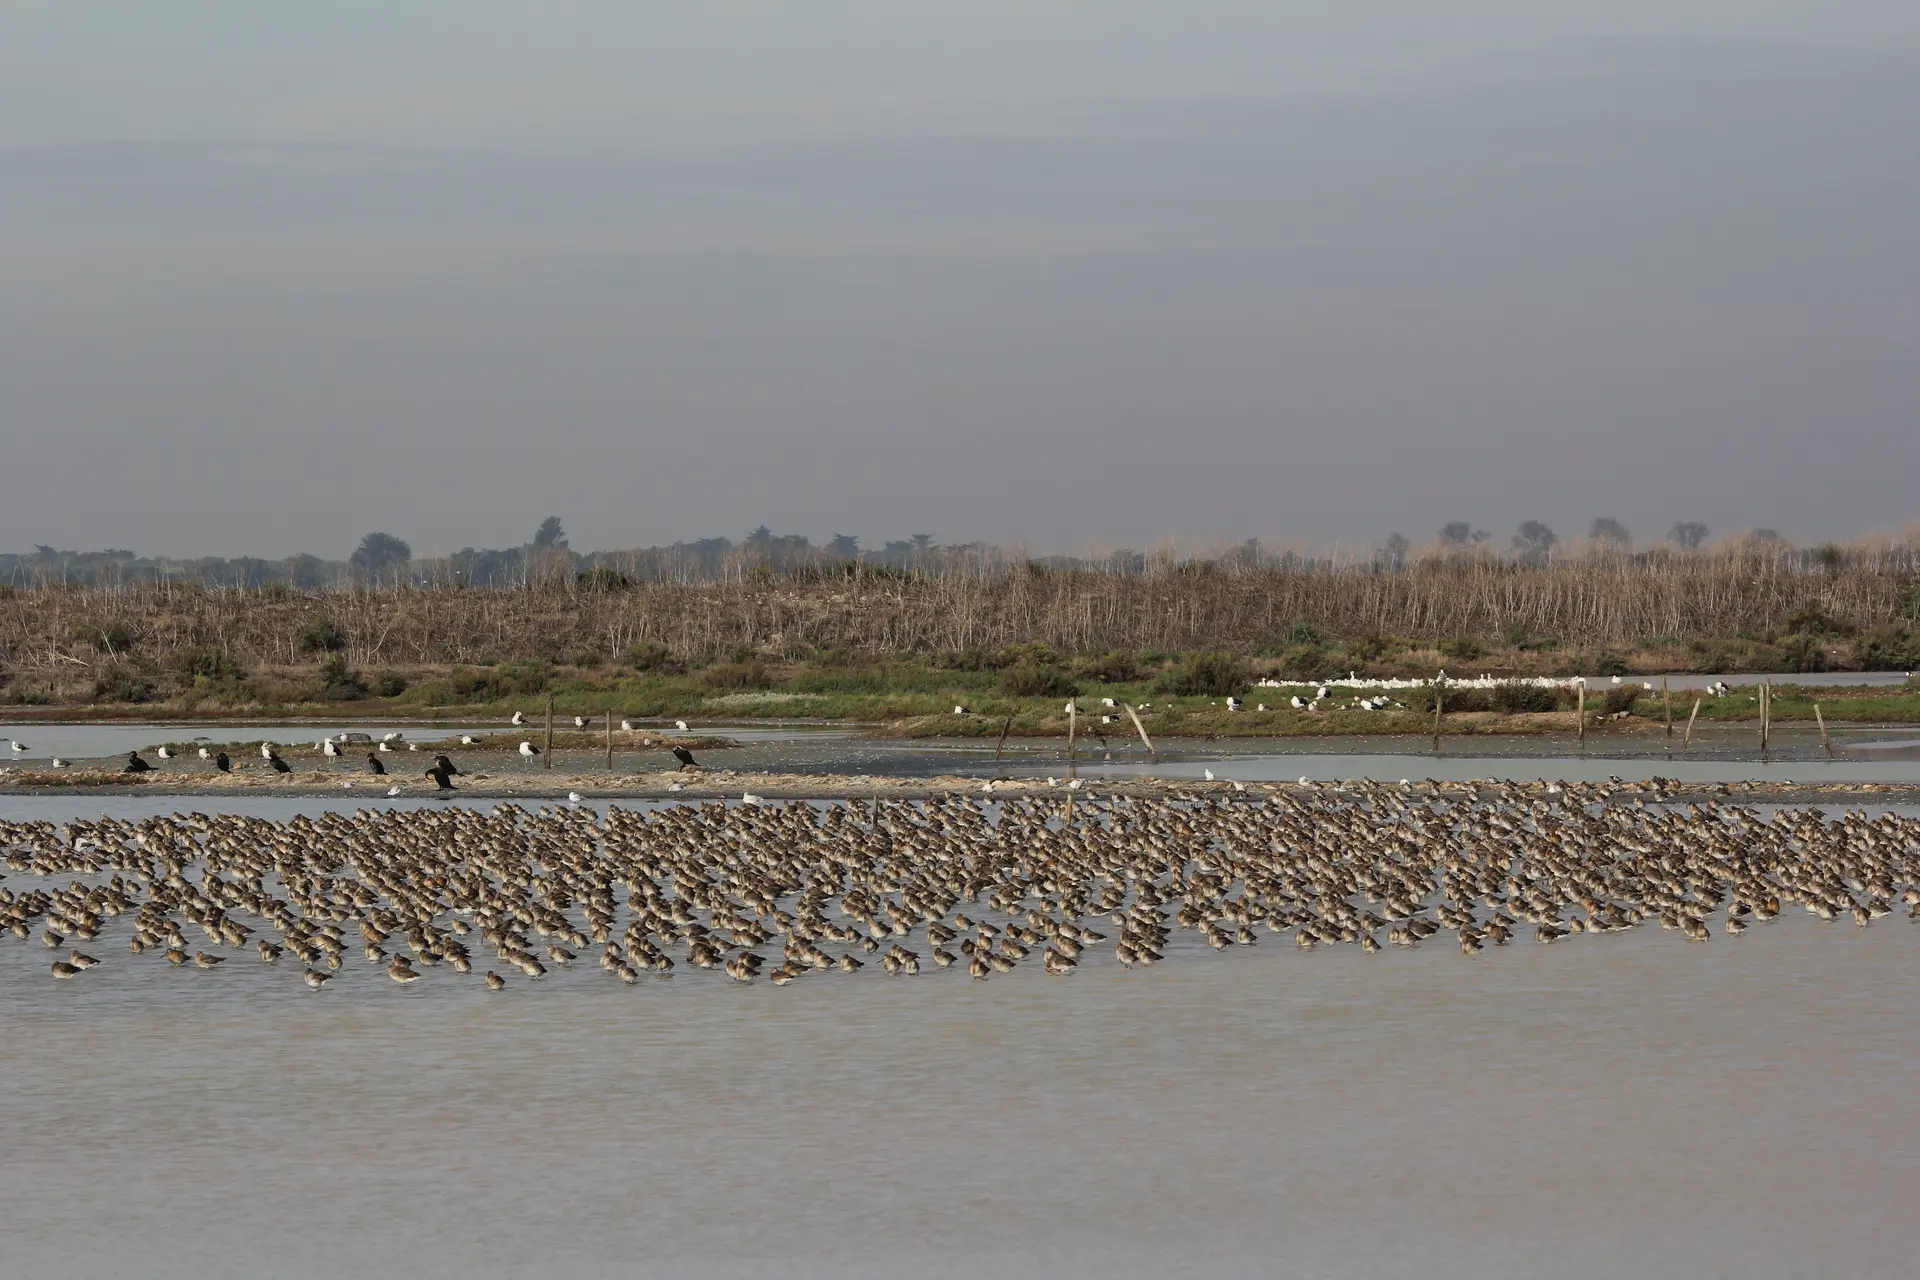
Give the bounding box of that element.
[1814,700,1833,759]
[606,708,614,771]
[1431,683,1444,753]
[1760,681,1770,760]
[545,694,555,770]
[1684,697,1702,749]
[1663,676,1673,738]
[1124,704,1157,763]
[994,714,1014,780]
[1577,682,1586,751]
[1067,701,1077,780]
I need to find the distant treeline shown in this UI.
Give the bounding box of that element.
[2,516,1910,589]
[3,537,1917,702]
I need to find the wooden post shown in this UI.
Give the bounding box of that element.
[545,694,554,770]
[1577,682,1586,750]
[1662,676,1672,738]
[1431,683,1444,753]
[1760,681,1770,760]
[606,708,614,771]
[1124,704,1157,763]
[1684,697,1702,749]
[1067,701,1077,780]
[993,714,1014,780]
[1814,701,1833,759]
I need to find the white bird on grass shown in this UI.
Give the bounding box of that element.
[156,745,172,759]
[953,705,969,715]
[675,720,689,731]
[1291,696,1306,709]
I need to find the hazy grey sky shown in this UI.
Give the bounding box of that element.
[2,3,1916,557]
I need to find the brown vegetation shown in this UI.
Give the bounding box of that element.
[0,542,1915,700]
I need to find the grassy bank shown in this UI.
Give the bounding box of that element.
[4,645,1917,738]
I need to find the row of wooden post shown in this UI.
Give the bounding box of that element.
[544,674,1832,783]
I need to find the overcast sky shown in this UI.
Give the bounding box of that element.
[2,2,1916,558]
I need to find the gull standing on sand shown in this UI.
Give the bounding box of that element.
[511,711,527,726]
[156,745,172,759]
[518,741,540,761]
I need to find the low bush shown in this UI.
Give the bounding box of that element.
[627,641,685,675]
[1777,633,1828,674]
[1599,687,1641,716]
[93,662,158,704]
[169,645,245,683]
[700,660,770,690]
[370,670,410,698]
[1075,650,1140,684]
[301,614,346,654]
[316,654,368,701]
[1491,684,1560,714]
[1156,651,1247,698]
[78,622,138,654]
[1853,625,1918,671]
[999,663,1080,699]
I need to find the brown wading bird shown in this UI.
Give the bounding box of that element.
[0,782,1910,1001]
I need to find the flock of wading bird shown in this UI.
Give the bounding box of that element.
[4,780,1917,992]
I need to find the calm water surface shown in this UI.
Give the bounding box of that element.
[1,794,1914,1278]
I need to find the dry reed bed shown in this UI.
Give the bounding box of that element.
[1,548,1914,679]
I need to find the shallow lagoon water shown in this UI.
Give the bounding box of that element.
[4,786,1919,1279]
[2,807,1914,1278]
